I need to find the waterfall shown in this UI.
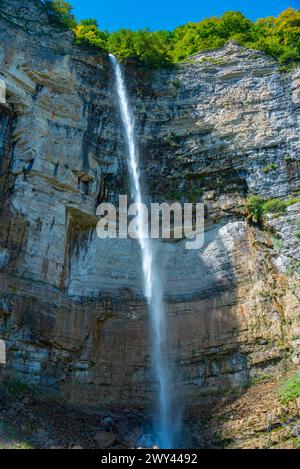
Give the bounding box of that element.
[109,54,175,449]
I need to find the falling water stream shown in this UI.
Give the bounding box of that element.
[109,54,175,448]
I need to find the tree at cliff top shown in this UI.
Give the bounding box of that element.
[74,19,109,50]
[170,9,300,65]
[170,11,252,61]
[107,29,173,67]
[42,1,300,68]
[248,8,300,64]
[43,0,76,29]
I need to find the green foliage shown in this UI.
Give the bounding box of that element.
[263,198,286,214]
[271,235,284,251]
[42,2,300,68]
[186,188,204,203]
[43,0,76,29]
[164,189,184,201]
[171,18,225,62]
[74,19,109,50]
[249,373,270,387]
[261,163,279,173]
[294,229,300,239]
[164,187,203,202]
[285,197,300,207]
[280,372,300,404]
[245,195,295,224]
[107,29,172,67]
[170,8,300,65]
[245,195,264,224]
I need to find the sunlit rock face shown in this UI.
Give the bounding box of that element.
[0,0,300,410]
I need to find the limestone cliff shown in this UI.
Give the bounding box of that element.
[0,0,300,441]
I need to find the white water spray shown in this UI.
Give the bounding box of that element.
[109,54,175,448]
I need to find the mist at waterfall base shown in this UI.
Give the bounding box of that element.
[109,54,181,449]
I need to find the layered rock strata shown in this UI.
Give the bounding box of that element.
[0,0,299,416]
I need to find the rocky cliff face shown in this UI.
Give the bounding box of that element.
[0,0,300,426]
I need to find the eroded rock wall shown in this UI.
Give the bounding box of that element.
[0,0,299,411]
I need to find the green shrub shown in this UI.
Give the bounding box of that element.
[262,198,286,214]
[186,188,204,203]
[245,195,297,223]
[107,29,172,67]
[74,19,109,50]
[43,0,76,29]
[271,235,284,251]
[281,372,300,404]
[286,197,300,207]
[245,195,264,223]
[261,163,279,173]
[294,229,300,239]
[249,374,270,386]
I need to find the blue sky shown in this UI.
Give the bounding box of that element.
[70,0,300,31]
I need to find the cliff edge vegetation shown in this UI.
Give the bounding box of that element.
[41,0,300,68]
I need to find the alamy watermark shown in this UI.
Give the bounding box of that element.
[0,79,6,104]
[96,196,204,250]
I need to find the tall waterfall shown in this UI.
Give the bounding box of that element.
[109,54,175,448]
